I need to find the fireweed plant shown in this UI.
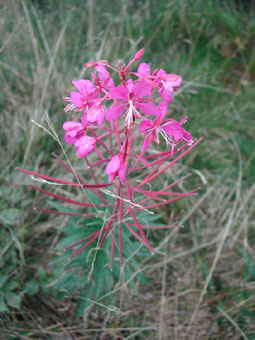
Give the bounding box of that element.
[17,49,202,270]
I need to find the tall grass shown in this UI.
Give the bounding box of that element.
[0,0,254,338]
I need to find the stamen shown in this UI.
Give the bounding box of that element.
[64,103,77,112]
[125,100,134,127]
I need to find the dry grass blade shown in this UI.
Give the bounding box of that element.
[217,307,249,340]
[158,246,167,340]
[188,137,243,333]
[22,10,73,165]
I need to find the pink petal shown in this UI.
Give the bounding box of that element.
[106,104,126,121]
[133,81,151,98]
[81,111,88,127]
[137,102,157,116]
[95,65,110,79]
[95,65,115,90]
[141,134,153,155]
[157,101,168,121]
[63,121,84,145]
[126,79,134,93]
[72,79,97,96]
[106,155,120,175]
[162,121,181,140]
[96,107,105,126]
[86,102,104,125]
[63,121,81,131]
[70,92,84,107]
[161,74,182,87]
[74,136,96,158]
[163,121,192,143]
[140,120,154,132]
[182,130,193,143]
[119,164,126,183]
[158,86,173,102]
[156,69,167,77]
[137,62,151,77]
[111,86,128,100]
[65,133,81,145]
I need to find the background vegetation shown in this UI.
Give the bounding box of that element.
[0,0,254,339]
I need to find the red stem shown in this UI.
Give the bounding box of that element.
[137,138,203,188]
[30,185,109,208]
[126,203,154,254]
[35,208,102,218]
[118,193,123,267]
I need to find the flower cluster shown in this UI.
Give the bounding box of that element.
[63,49,193,169]
[17,49,201,269]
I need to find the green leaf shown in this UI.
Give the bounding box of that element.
[75,286,93,320]
[38,267,46,281]
[24,280,39,296]
[0,209,22,225]
[6,292,21,308]
[47,200,80,214]
[0,296,9,312]
[0,275,8,288]
[6,280,19,291]
[0,187,11,198]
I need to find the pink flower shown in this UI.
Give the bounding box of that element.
[105,154,126,183]
[82,102,105,126]
[74,135,96,158]
[106,80,157,126]
[63,121,86,144]
[65,79,98,112]
[140,101,193,154]
[155,69,182,102]
[137,63,182,102]
[95,65,115,91]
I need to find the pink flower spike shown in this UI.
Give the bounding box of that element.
[137,102,157,116]
[74,135,96,158]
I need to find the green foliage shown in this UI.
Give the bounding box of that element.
[0,209,22,225]
[41,201,153,320]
